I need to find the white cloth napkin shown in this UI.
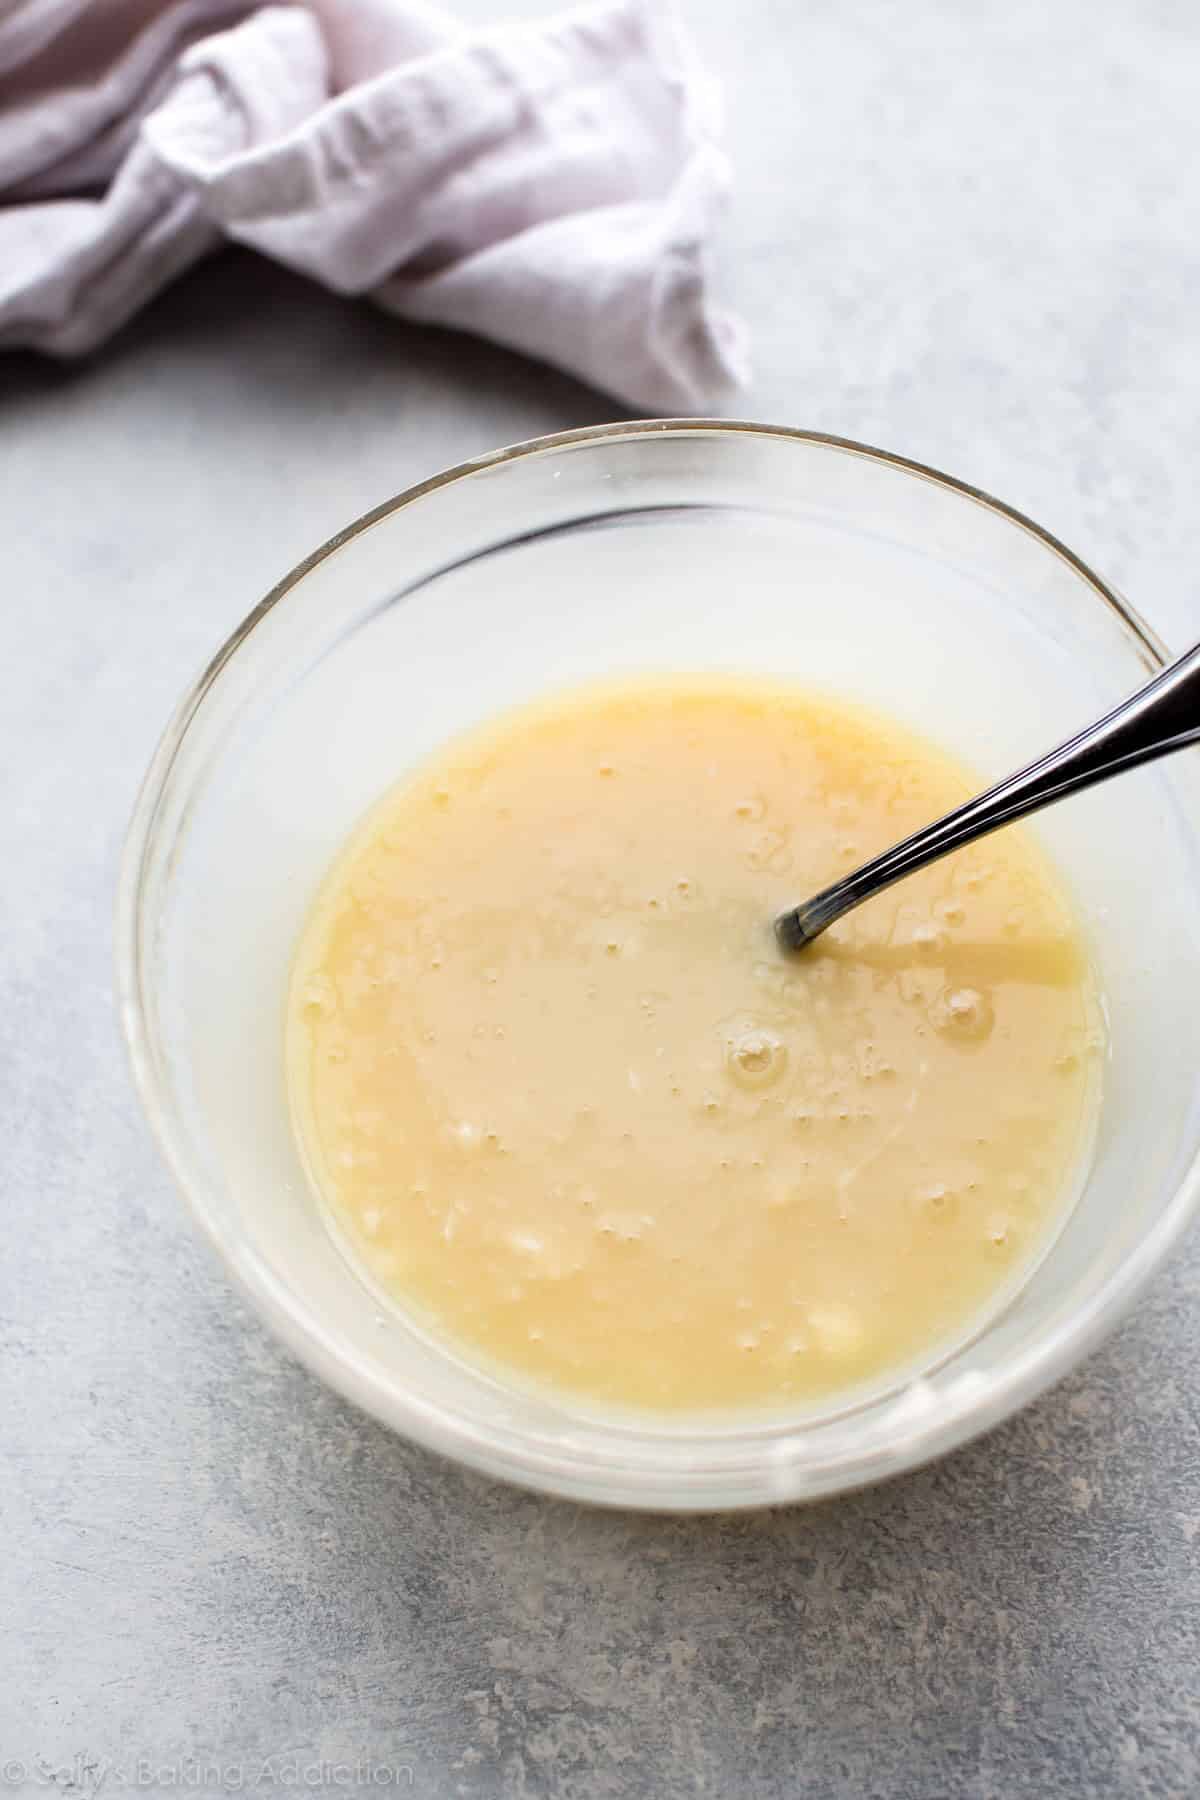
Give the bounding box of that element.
[0,0,748,409]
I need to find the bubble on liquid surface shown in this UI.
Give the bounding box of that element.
[856,1040,895,1082]
[725,1026,789,1089]
[300,974,337,1022]
[986,1213,1016,1255]
[596,1212,649,1243]
[913,1181,959,1224]
[931,985,994,1044]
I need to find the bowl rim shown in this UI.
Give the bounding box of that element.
[115,418,1199,1510]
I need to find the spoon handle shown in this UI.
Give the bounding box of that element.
[776,636,1200,952]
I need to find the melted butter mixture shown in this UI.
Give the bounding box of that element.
[287,677,1103,1413]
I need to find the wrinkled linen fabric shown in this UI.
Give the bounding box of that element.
[0,0,748,408]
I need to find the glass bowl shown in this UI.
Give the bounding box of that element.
[117,421,1200,1511]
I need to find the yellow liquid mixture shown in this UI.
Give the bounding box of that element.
[287,677,1102,1413]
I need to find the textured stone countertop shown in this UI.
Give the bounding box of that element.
[3,1,1199,1794]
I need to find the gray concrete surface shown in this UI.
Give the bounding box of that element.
[4,1,1200,1794]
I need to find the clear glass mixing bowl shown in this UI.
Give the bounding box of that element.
[117,422,1200,1510]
